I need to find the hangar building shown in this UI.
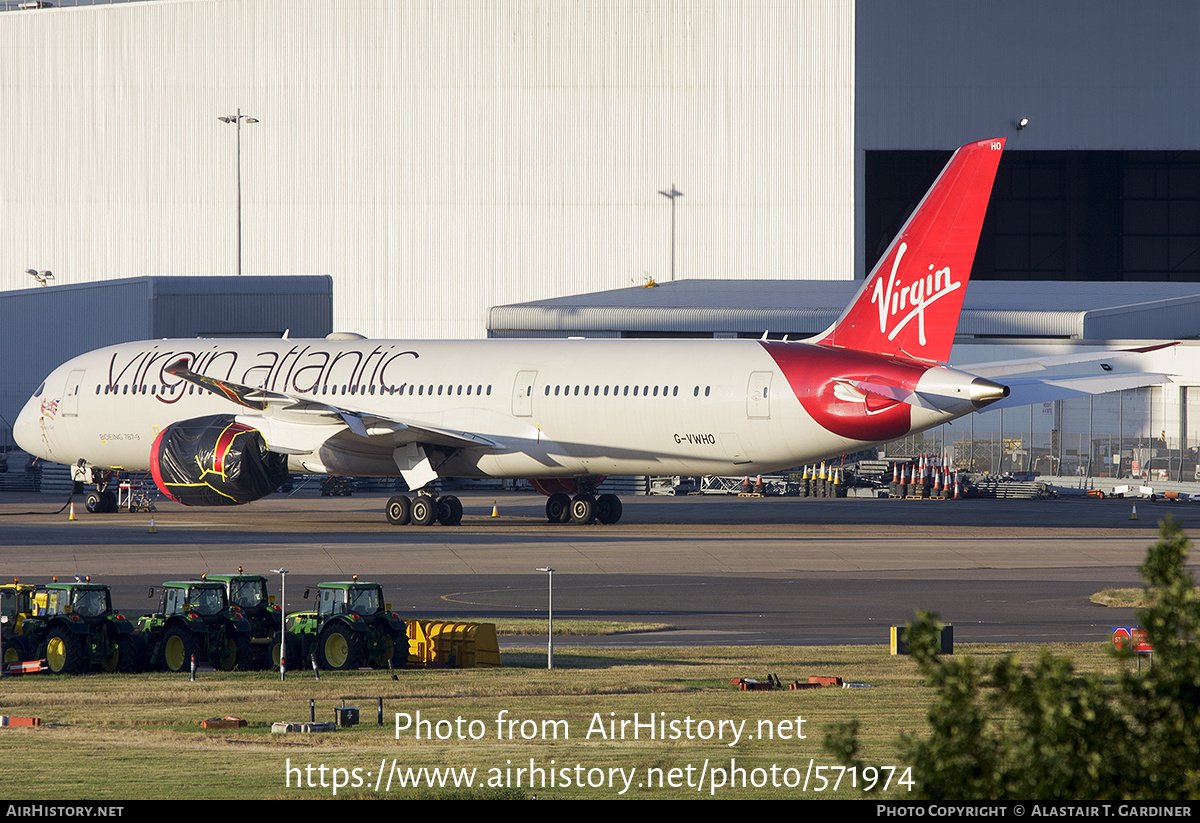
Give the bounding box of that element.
[3,0,1199,482]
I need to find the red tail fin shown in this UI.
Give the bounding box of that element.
[819,138,1005,362]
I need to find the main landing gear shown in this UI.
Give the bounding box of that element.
[545,492,623,525]
[385,492,462,527]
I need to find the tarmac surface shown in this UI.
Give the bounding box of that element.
[1,490,1192,647]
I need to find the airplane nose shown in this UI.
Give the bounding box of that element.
[13,389,46,457]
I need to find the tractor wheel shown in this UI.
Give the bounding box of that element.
[115,634,148,673]
[266,632,285,670]
[3,635,29,666]
[391,630,409,669]
[281,633,303,672]
[215,632,241,671]
[370,631,396,668]
[102,642,121,673]
[233,634,257,671]
[162,626,200,673]
[46,628,87,674]
[317,624,365,671]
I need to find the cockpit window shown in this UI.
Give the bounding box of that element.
[33,382,44,398]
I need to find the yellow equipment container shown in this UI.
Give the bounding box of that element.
[406,620,501,669]
[890,623,953,655]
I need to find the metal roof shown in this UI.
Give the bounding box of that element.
[489,280,1200,341]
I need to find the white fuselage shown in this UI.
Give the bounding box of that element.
[15,337,964,480]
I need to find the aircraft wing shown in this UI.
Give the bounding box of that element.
[163,358,501,453]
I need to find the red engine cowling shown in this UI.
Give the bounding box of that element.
[150,415,288,506]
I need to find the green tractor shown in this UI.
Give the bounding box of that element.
[138,581,255,672]
[0,580,38,667]
[202,571,283,670]
[19,579,147,674]
[285,579,408,671]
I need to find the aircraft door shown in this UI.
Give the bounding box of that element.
[512,370,537,417]
[746,372,772,419]
[61,370,86,417]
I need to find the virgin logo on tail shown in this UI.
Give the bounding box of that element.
[872,242,962,347]
[818,137,1004,364]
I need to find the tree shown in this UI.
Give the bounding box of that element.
[825,517,1200,800]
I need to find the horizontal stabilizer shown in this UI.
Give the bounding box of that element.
[978,372,1173,412]
[960,342,1178,379]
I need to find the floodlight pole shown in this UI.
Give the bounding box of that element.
[658,184,683,281]
[536,567,554,669]
[271,567,288,680]
[218,109,259,275]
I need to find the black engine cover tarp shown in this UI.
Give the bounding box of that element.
[150,415,288,506]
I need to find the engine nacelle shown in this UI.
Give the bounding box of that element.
[150,415,288,506]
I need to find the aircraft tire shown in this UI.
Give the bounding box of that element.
[385,495,411,526]
[570,494,596,524]
[595,493,623,524]
[545,493,571,523]
[410,495,438,526]
[85,491,104,514]
[437,495,463,526]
